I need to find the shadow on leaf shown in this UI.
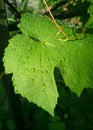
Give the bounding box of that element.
[54,67,93,130]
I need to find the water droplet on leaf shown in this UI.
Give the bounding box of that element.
[31,68,35,72]
[43,70,48,74]
[17,46,20,49]
[47,58,49,61]
[63,66,67,70]
[41,83,46,89]
[30,47,32,50]
[22,61,25,65]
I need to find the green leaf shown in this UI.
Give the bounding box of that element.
[85,0,93,27]
[58,34,93,96]
[3,13,93,115]
[4,14,63,116]
[49,116,66,130]
[18,13,60,44]
[3,34,59,116]
[7,119,16,130]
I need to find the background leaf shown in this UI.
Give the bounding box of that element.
[58,33,93,96]
[84,0,93,27]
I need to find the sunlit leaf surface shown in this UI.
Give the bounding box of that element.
[3,13,93,115]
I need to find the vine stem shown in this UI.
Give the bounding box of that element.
[42,0,69,41]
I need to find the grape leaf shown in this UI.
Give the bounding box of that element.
[58,35,93,95]
[3,34,60,116]
[3,13,93,115]
[85,0,93,27]
[18,13,61,44]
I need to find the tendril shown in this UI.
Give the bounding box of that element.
[42,0,69,41]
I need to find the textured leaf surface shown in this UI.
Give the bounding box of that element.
[85,0,93,27]
[18,13,61,44]
[3,13,93,115]
[3,34,60,116]
[58,35,93,96]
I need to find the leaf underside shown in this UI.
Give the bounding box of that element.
[3,13,93,116]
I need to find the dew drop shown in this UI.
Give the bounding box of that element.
[30,47,32,49]
[41,83,46,89]
[47,58,49,61]
[66,57,70,63]
[21,61,25,65]
[28,47,32,51]
[17,46,20,49]
[43,70,48,74]
[31,68,35,72]
[63,66,67,70]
